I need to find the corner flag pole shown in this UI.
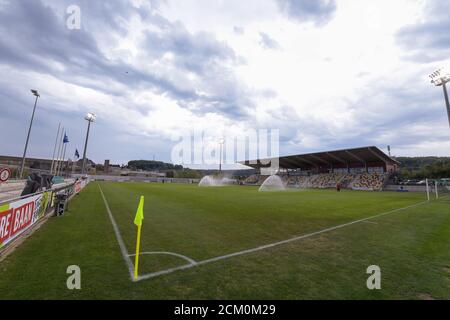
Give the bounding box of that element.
[133,196,145,280]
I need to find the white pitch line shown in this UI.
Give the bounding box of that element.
[136,198,443,281]
[137,262,197,281]
[98,184,135,281]
[99,183,449,283]
[128,251,197,265]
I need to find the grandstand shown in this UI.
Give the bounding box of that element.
[241,146,399,191]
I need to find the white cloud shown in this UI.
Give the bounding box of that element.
[1,0,450,167]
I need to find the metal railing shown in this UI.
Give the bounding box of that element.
[0,181,75,206]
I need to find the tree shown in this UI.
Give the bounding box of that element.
[127,160,183,171]
[397,157,450,179]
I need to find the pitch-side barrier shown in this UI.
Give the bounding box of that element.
[0,178,90,259]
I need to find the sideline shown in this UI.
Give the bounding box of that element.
[98,184,135,281]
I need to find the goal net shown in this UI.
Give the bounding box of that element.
[426,179,450,200]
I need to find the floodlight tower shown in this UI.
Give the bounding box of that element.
[19,90,40,179]
[81,112,96,175]
[429,67,450,127]
[218,138,225,173]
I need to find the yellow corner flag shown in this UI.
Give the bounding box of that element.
[134,196,145,227]
[133,196,144,280]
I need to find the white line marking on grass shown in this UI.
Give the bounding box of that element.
[98,184,135,281]
[98,183,450,282]
[363,221,378,225]
[136,198,443,281]
[137,262,198,281]
[128,252,197,265]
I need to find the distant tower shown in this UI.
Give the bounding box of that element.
[104,160,110,173]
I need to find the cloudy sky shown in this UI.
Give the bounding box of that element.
[0,0,449,168]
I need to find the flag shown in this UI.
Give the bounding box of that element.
[75,149,80,159]
[134,196,145,226]
[63,133,69,144]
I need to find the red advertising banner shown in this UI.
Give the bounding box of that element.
[10,200,34,238]
[0,192,51,249]
[0,208,13,244]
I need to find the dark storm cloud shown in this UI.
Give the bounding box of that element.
[0,0,192,99]
[259,32,281,50]
[276,0,337,26]
[141,19,253,118]
[143,24,237,76]
[396,1,450,63]
[0,0,253,118]
[0,0,257,162]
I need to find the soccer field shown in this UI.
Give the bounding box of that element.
[1,182,449,300]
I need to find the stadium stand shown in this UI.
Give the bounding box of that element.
[244,175,259,184]
[241,146,398,191]
[246,173,388,191]
[350,173,388,191]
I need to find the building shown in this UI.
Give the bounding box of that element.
[0,155,53,171]
[104,160,110,173]
[0,155,96,176]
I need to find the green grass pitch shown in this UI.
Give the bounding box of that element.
[1,182,449,299]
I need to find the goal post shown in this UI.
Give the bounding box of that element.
[436,180,450,198]
[426,178,450,200]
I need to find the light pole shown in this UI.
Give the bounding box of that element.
[218,138,225,173]
[81,113,96,175]
[19,90,40,179]
[429,67,450,127]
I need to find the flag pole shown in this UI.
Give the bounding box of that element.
[60,143,67,177]
[54,128,64,175]
[134,224,142,280]
[50,123,61,174]
[133,196,145,281]
[73,150,79,175]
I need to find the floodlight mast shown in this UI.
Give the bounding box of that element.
[219,138,225,173]
[81,113,96,175]
[19,90,40,179]
[429,68,450,127]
